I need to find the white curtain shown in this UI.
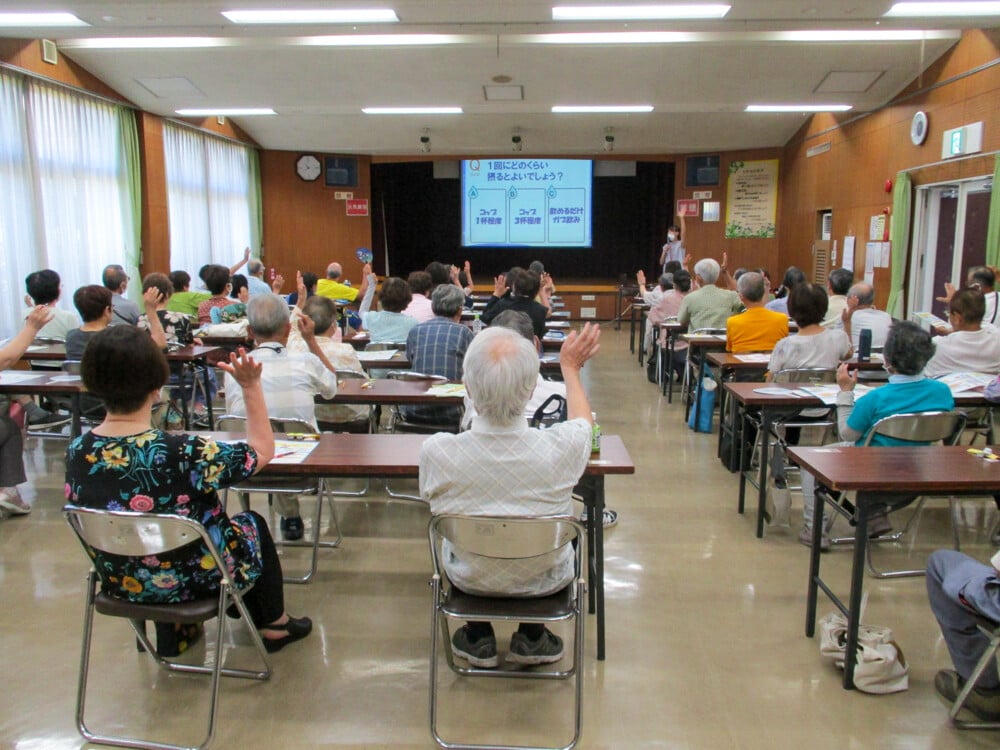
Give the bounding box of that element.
[0,69,137,340]
[163,122,257,280]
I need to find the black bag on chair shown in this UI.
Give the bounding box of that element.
[530,394,567,428]
[646,353,658,384]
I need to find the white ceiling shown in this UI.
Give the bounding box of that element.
[3,1,991,155]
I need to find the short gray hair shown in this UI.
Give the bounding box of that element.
[737,271,765,302]
[247,293,290,337]
[463,326,539,425]
[302,295,337,335]
[849,283,875,306]
[883,321,934,375]
[431,284,465,317]
[693,258,721,285]
[326,262,342,280]
[247,259,264,276]
[491,309,534,342]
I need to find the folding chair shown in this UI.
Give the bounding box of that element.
[216,416,341,584]
[64,505,272,750]
[827,410,967,578]
[949,615,1000,729]
[428,514,586,750]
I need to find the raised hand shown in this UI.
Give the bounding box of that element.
[560,322,601,372]
[25,305,54,332]
[493,274,508,298]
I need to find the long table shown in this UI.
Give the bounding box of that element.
[356,350,563,374]
[20,344,222,430]
[788,445,1000,689]
[724,381,991,538]
[0,369,86,437]
[253,432,634,661]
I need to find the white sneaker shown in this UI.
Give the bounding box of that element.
[0,487,31,516]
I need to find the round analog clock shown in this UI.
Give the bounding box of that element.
[296,154,322,181]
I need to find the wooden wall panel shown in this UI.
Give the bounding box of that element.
[138,113,170,273]
[259,150,373,291]
[779,29,1000,310]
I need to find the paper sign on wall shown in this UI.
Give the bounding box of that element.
[842,236,856,271]
[677,199,699,217]
[346,198,369,216]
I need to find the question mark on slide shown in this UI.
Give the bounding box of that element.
[558,172,563,181]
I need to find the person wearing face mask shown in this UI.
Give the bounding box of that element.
[659,211,687,274]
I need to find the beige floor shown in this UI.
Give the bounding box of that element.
[2,326,997,749]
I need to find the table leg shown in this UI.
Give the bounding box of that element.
[738,405,748,514]
[70,393,82,439]
[638,314,646,364]
[201,364,215,429]
[805,487,826,637]
[629,306,637,354]
[843,494,870,690]
[755,410,772,538]
[593,476,606,661]
[614,289,622,331]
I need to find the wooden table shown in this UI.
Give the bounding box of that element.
[0,369,86,437]
[788,445,1000,689]
[251,432,634,661]
[724,382,991,539]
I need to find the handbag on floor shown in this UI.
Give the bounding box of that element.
[687,377,716,433]
[818,594,909,694]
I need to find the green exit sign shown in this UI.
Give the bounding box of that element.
[949,129,964,156]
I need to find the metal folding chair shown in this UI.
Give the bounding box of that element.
[949,615,1000,729]
[428,514,586,750]
[216,415,341,584]
[64,505,272,750]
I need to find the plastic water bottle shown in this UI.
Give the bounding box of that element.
[472,312,483,335]
[858,328,872,362]
[591,412,602,453]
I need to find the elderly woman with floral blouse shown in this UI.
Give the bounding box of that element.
[64,325,310,653]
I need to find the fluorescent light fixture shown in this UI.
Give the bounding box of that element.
[526,31,695,43]
[295,33,467,46]
[777,29,944,41]
[175,108,276,116]
[746,104,853,112]
[0,12,88,26]
[885,2,1000,16]
[362,107,463,114]
[222,9,399,24]
[553,4,730,20]
[552,105,654,113]
[61,37,230,49]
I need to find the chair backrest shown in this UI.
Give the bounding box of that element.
[690,328,726,336]
[32,336,64,345]
[429,514,582,565]
[64,505,237,586]
[387,370,447,383]
[336,369,368,380]
[863,410,966,446]
[365,342,406,352]
[63,360,82,374]
[215,414,315,434]
[771,367,837,384]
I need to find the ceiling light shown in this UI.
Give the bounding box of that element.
[746,104,853,112]
[61,37,231,49]
[294,33,469,46]
[526,31,695,44]
[552,105,654,113]
[0,12,88,27]
[777,29,945,41]
[885,2,1000,17]
[176,108,276,116]
[222,9,399,24]
[553,4,730,20]
[362,107,463,114]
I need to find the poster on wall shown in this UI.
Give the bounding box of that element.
[724,159,778,239]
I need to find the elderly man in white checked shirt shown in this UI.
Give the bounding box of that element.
[419,321,600,669]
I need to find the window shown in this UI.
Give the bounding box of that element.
[0,69,137,339]
[163,123,259,276]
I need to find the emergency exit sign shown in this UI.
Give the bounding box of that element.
[941,122,983,159]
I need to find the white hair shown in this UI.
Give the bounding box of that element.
[247,293,290,337]
[694,258,720,285]
[463,326,539,425]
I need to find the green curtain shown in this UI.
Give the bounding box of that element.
[985,154,1000,268]
[248,148,263,255]
[885,171,912,319]
[118,108,143,297]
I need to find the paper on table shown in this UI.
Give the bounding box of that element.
[797,384,873,405]
[752,387,805,397]
[357,349,399,361]
[0,372,47,384]
[734,353,771,363]
[351,332,369,339]
[427,383,466,397]
[48,374,82,382]
[546,321,570,328]
[936,372,994,394]
[270,439,319,464]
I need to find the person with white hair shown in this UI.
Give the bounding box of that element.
[419,322,600,668]
[677,258,742,332]
[246,258,283,297]
[223,293,339,541]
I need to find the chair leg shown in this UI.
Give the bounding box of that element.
[276,482,342,584]
[864,497,933,579]
[951,623,1000,729]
